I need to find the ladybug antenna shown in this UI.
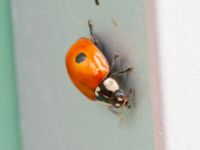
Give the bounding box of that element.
[88,20,98,45]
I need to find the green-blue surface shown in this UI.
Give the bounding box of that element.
[0,0,21,150]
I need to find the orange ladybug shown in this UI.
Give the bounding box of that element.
[65,20,132,108]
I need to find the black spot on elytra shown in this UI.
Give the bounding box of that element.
[76,52,86,63]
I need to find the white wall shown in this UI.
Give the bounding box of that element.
[156,0,200,149]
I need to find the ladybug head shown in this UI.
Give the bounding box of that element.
[112,89,130,108]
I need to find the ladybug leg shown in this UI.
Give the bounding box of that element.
[110,54,120,70]
[88,20,99,46]
[108,106,122,116]
[108,106,125,121]
[126,88,136,109]
[126,88,134,109]
[110,66,133,77]
[127,88,133,96]
[108,106,117,114]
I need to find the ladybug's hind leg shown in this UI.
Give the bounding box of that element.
[88,20,99,46]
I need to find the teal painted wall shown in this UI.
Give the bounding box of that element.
[0,0,21,150]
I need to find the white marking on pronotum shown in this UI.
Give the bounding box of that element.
[103,78,119,92]
[95,87,100,96]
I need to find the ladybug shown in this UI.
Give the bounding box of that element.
[65,20,132,109]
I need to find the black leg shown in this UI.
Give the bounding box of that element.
[121,88,132,109]
[110,67,132,77]
[127,88,133,96]
[108,107,124,120]
[127,88,136,109]
[88,20,98,46]
[110,54,119,70]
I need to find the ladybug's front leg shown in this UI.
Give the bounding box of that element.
[125,88,135,109]
[108,106,125,121]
